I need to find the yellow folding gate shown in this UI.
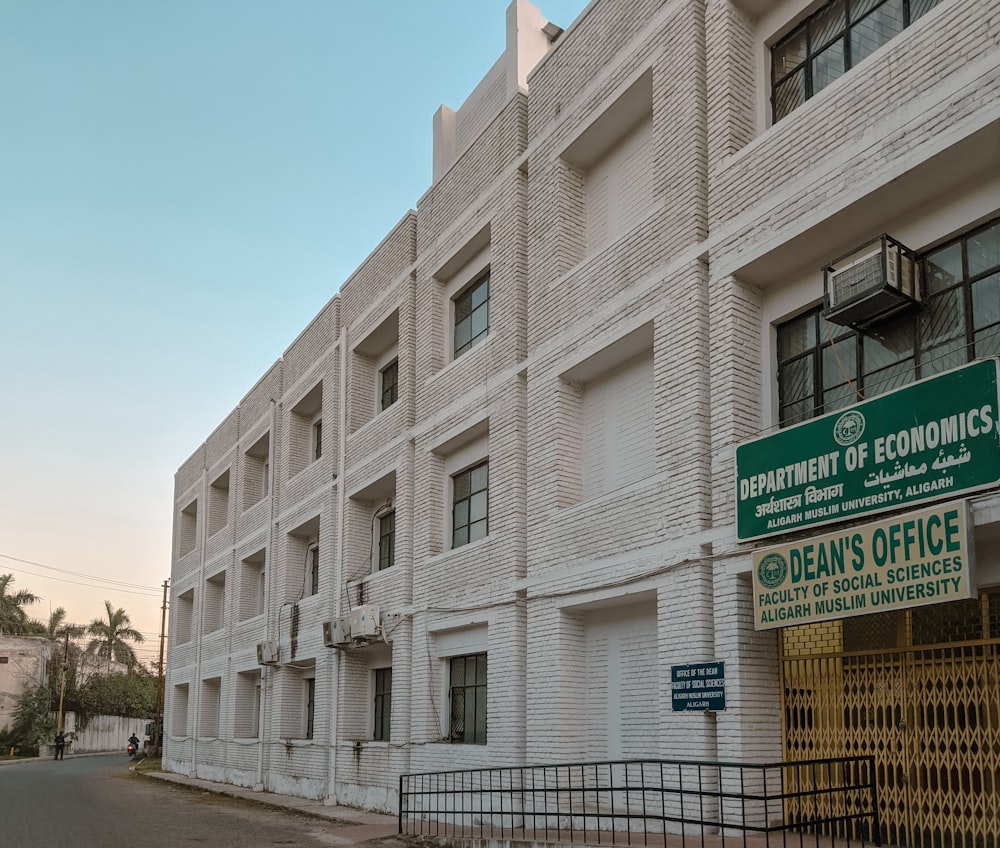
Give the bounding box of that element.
[781,592,1000,848]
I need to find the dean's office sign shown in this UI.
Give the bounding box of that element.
[736,359,1000,541]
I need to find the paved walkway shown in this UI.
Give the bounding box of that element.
[145,769,402,845]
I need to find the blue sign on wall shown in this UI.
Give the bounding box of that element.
[671,662,726,712]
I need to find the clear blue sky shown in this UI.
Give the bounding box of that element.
[0,0,589,656]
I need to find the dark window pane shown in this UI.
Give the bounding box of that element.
[779,313,817,358]
[968,221,1000,277]
[909,0,942,21]
[975,326,1000,358]
[471,276,490,308]
[823,382,859,411]
[972,272,1000,330]
[812,40,846,93]
[780,355,814,404]
[811,0,848,50]
[862,314,914,371]
[850,0,904,64]
[773,69,807,121]
[923,288,965,348]
[822,342,857,390]
[921,338,968,377]
[453,499,469,527]
[864,360,915,397]
[782,398,816,426]
[471,305,489,339]
[849,0,882,24]
[452,526,469,548]
[773,28,808,82]
[925,243,963,295]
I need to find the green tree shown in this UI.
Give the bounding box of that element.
[86,601,144,673]
[0,574,40,635]
[77,670,156,719]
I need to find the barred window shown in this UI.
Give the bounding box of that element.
[449,653,487,744]
[373,668,392,741]
[777,217,1000,426]
[771,0,942,122]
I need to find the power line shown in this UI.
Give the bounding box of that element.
[0,552,161,592]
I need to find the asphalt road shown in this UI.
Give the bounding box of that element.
[0,754,361,848]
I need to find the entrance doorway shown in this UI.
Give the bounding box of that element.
[781,591,1000,848]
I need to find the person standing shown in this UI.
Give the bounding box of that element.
[54,732,65,760]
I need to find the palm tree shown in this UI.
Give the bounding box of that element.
[0,573,40,635]
[86,601,144,673]
[43,607,86,640]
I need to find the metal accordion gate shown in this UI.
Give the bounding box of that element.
[781,590,1000,848]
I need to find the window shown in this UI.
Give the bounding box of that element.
[304,677,316,740]
[239,550,266,621]
[373,668,392,741]
[378,510,396,571]
[454,271,490,357]
[777,217,1000,426]
[235,670,262,738]
[308,543,320,596]
[772,0,943,122]
[452,461,488,548]
[449,653,487,744]
[380,358,399,411]
[312,418,323,461]
[289,383,324,476]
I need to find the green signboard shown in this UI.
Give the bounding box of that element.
[736,358,1000,541]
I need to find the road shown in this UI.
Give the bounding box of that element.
[0,754,377,848]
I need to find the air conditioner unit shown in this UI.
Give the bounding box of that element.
[823,235,921,330]
[350,604,380,638]
[322,618,352,648]
[256,641,279,666]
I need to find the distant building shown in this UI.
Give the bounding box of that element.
[165,0,1000,844]
[0,636,51,733]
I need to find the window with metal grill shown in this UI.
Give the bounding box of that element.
[771,0,942,122]
[449,653,487,744]
[373,668,392,741]
[776,217,1000,426]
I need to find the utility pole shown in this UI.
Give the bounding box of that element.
[152,579,169,757]
[56,631,69,735]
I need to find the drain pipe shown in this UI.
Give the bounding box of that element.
[257,398,278,790]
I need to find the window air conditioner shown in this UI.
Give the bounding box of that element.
[350,605,381,638]
[322,618,352,648]
[256,641,279,666]
[823,234,921,330]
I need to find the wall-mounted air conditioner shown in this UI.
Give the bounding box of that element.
[256,641,279,666]
[350,604,381,638]
[322,618,352,648]
[823,235,921,330]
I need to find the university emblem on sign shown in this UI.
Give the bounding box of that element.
[757,552,788,589]
[833,410,865,446]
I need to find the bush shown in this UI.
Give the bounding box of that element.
[7,685,56,756]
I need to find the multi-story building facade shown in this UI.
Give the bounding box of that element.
[166,0,1000,844]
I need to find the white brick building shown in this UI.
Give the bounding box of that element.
[166,0,1000,843]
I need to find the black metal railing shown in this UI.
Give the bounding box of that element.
[399,756,880,847]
